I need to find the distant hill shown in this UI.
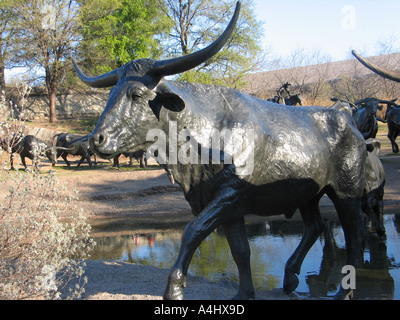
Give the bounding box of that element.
[243,52,400,99]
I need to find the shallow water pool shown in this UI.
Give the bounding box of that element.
[89,212,400,299]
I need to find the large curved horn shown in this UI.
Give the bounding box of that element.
[352,50,400,83]
[152,1,241,77]
[72,59,122,88]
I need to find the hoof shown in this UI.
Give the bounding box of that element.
[283,272,299,295]
[334,287,353,300]
[163,270,186,300]
[163,284,184,300]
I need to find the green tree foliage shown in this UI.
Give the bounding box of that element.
[78,0,171,74]
[3,0,265,100]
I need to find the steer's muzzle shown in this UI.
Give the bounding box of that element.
[89,132,118,159]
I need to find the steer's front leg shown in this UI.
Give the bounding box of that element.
[163,190,239,300]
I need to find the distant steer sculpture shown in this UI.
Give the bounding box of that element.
[74,2,367,300]
[54,133,97,167]
[386,107,400,153]
[353,50,400,152]
[113,150,147,169]
[2,134,69,172]
[352,98,389,140]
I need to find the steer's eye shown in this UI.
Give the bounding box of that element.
[130,91,141,100]
[127,87,144,100]
[131,93,141,100]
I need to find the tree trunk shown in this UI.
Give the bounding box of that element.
[46,65,58,124]
[49,89,56,124]
[0,59,5,91]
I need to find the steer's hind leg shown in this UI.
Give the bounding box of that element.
[163,190,240,300]
[20,155,28,170]
[388,123,399,154]
[223,218,255,300]
[77,156,86,167]
[86,154,93,166]
[284,196,324,294]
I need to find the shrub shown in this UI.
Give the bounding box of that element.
[0,171,95,299]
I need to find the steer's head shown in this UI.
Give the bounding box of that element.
[355,98,383,116]
[73,2,241,159]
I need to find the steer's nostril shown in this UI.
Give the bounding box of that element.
[90,132,117,158]
[98,134,105,145]
[93,133,105,146]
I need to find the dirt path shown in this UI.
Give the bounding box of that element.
[59,165,192,220]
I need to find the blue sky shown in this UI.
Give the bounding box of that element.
[253,0,400,62]
[6,1,400,82]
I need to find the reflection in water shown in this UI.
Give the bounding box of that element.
[89,213,400,299]
[306,217,397,299]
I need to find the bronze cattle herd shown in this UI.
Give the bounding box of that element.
[2,2,400,300]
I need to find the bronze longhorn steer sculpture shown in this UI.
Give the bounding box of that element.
[53,133,97,167]
[1,134,73,172]
[353,97,394,140]
[353,50,400,153]
[74,2,367,299]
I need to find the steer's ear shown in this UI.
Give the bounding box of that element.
[149,88,185,121]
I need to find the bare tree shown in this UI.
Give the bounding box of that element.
[161,0,265,87]
[276,48,333,105]
[331,55,382,102]
[10,0,80,123]
[0,1,17,90]
[162,0,221,56]
[373,37,400,100]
